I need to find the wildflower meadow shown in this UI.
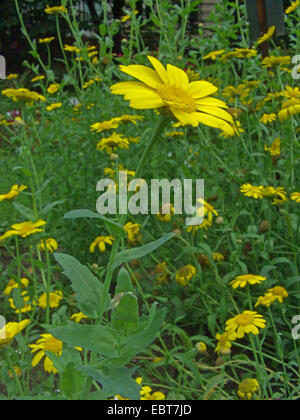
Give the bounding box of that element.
[0,0,300,402]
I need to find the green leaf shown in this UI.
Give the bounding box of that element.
[111,293,139,334]
[115,267,133,295]
[61,363,85,400]
[50,322,120,358]
[41,200,66,215]
[81,365,140,400]
[12,202,35,220]
[63,209,125,237]
[54,253,109,318]
[111,233,176,271]
[109,304,166,366]
[11,287,24,310]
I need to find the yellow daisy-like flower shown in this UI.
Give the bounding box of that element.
[255,286,288,308]
[278,98,300,122]
[115,377,165,400]
[89,235,114,253]
[203,49,225,61]
[222,84,250,104]
[262,55,291,68]
[4,277,29,296]
[29,334,63,374]
[38,238,58,253]
[46,102,62,111]
[123,222,141,243]
[175,264,196,286]
[229,274,266,289]
[225,311,266,339]
[154,262,169,284]
[282,86,300,99]
[38,291,63,309]
[2,88,46,104]
[215,331,236,355]
[70,312,88,323]
[264,137,281,157]
[285,0,300,14]
[47,83,60,94]
[291,192,300,202]
[90,119,120,133]
[9,291,32,314]
[257,26,276,45]
[38,37,55,44]
[96,132,130,154]
[0,319,31,349]
[31,75,45,82]
[240,184,264,199]
[6,73,18,80]
[260,113,277,124]
[0,184,27,203]
[261,186,287,201]
[45,5,67,14]
[110,56,234,135]
[157,203,175,222]
[238,378,260,400]
[4,220,46,239]
[116,114,144,125]
[64,44,80,53]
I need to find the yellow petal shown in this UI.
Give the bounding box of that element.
[196,106,233,123]
[119,65,162,88]
[147,56,169,84]
[186,81,218,99]
[166,64,189,89]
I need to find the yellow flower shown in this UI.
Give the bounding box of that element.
[9,291,32,314]
[46,102,62,111]
[157,203,175,222]
[45,5,67,14]
[264,137,281,157]
[70,312,88,323]
[222,84,250,104]
[121,10,138,22]
[0,184,27,203]
[225,311,266,339]
[38,37,55,44]
[38,291,63,309]
[154,262,169,284]
[229,274,266,289]
[196,341,207,354]
[29,334,63,374]
[255,286,288,307]
[47,83,60,94]
[203,49,225,60]
[64,44,80,53]
[115,377,165,400]
[116,114,144,125]
[175,265,196,286]
[221,48,257,62]
[278,98,300,121]
[90,119,120,133]
[285,0,300,14]
[212,252,225,262]
[0,319,31,348]
[123,222,141,243]
[291,192,300,202]
[2,88,46,104]
[31,75,45,82]
[282,86,300,99]
[260,113,277,124]
[4,220,46,238]
[6,73,18,80]
[257,26,276,45]
[240,184,264,199]
[262,56,291,68]
[110,56,234,135]
[261,186,287,201]
[215,331,236,355]
[38,238,58,253]
[238,378,259,400]
[4,278,29,296]
[96,132,130,154]
[89,235,114,253]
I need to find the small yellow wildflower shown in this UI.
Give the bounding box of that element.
[238,378,260,400]
[225,311,266,339]
[4,278,29,296]
[260,113,277,124]
[123,222,141,243]
[175,265,196,286]
[89,235,114,253]
[291,192,300,202]
[229,274,266,289]
[38,238,58,253]
[45,5,67,14]
[38,291,63,309]
[47,83,60,94]
[0,184,27,203]
[285,0,300,14]
[0,319,30,349]
[257,26,276,45]
[264,137,281,157]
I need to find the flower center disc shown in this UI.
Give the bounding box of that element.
[157,85,197,112]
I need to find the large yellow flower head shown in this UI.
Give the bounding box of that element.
[225,311,266,339]
[111,56,234,135]
[2,88,46,104]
